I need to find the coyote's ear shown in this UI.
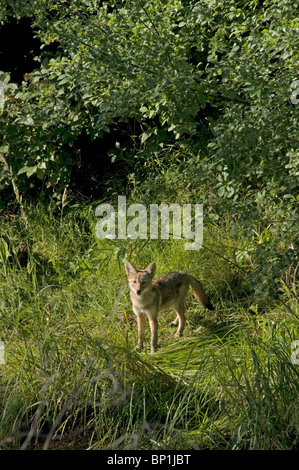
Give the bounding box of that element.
[145,262,156,277]
[125,260,137,276]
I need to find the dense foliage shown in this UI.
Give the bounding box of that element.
[0,2,298,289]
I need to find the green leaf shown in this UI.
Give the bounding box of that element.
[18,166,37,177]
[141,130,152,144]
[0,145,9,154]
[36,168,45,179]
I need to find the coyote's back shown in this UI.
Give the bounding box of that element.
[153,270,214,312]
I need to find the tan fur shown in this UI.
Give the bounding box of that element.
[125,261,214,353]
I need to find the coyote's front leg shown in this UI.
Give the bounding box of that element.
[148,315,158,353]
[136,312,146,351]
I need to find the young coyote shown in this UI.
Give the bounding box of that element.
[125,261,214,353]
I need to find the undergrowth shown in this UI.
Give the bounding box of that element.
[0,203,298,450]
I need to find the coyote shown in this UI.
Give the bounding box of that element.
[125,261,214,353]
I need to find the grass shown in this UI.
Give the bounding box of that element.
[0,203,298,450]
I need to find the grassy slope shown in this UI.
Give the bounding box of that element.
[0,203,298,450]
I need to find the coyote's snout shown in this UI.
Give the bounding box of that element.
[125,261,214,353]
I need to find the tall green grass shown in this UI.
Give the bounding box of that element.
[0,203,298,449]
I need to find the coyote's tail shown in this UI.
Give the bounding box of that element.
[189,275,214,311]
